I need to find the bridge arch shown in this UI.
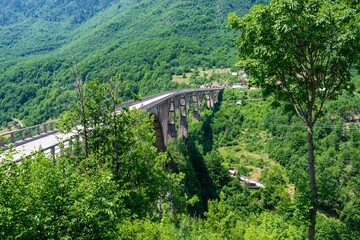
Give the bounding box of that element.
[151,113,166,152]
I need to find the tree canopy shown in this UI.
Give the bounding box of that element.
[228,0,360,126]
[228,0,360,239]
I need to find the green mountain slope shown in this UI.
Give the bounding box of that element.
[0,0,269,126]
[0,0,117,60]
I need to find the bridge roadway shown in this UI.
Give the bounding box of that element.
[0,88,222,162]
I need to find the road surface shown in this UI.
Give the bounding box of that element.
[0,91,177,162]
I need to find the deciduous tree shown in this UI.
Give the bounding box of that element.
[228,0,360,238]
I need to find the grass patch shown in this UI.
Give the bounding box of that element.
[172,72,193,84]
[171,68,232,84]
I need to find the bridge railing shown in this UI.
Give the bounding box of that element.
[40,135,80,163]
[141,88,223,110]
[115,90,177,111]
[0,121,58,148]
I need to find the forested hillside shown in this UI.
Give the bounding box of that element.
[0,0,116,58]
[0,0,268,127]
[1,83,359,238]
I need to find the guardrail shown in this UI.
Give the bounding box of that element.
[141,88,224,111]
[4,134,80,163]
[40,135,79,163]
[0,121,57,147]
[115,90,178,111]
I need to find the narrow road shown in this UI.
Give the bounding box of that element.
[1,91,177,162]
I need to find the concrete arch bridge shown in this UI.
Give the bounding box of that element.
[0,88,223,161]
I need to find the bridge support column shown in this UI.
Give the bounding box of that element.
[157,99,170,150]
[179,96,189,139]
[152,117,165,152]
[205,92,211,108]
[192,93,201,121]
[168,98,177,139]
[209,90,215,108]
[205,91,215,108]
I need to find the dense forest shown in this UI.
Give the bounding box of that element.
[1,82,359,238]
[0,0,268,127]
[1,0,360,239]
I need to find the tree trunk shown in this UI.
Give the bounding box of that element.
[113,106,119,181]
[81,102,88,158]
[307,126,317,240]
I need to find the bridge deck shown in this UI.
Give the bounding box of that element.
[1,131,74,162]
[1,88,223,162]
